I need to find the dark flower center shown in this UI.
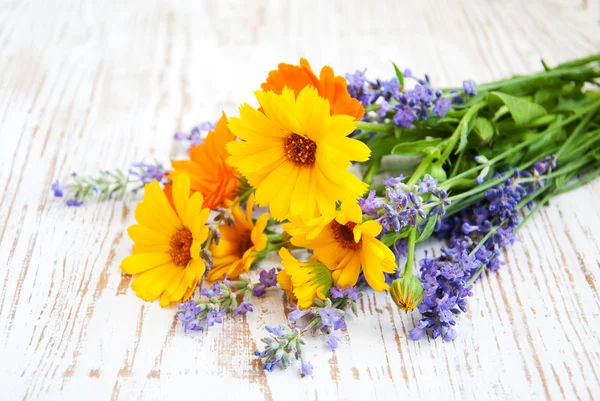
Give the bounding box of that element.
[238,231,253,256]
[331,221,362,250]
[170,228,193,266]
[285,133,317,166]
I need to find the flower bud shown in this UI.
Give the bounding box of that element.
[390,277,424,312]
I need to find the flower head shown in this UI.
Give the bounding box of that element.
[120,174,210,306]
[170,113,241,209]
[208,194,269,281]
[278,248,333,309]
[51,180,66,197]
[227,86,370,221]
[262,58,364,121]
[390,277,425,311]
[284,202,396,292]
[234,301,254,316]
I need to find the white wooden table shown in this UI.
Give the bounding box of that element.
[1,1,599,400]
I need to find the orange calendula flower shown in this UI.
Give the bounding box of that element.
[262,58,365,121]
[170,112,240,209]
[283,202,396,292]
[227,86,371,221]
[120,174,210,306]
[207,194,269,281]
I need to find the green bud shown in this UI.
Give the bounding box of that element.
[390,277,424,312]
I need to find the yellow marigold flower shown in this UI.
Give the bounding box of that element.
[283,202,396,292]
[120,174,210,306]
[170,113,240,209]
[226,86,371,221]
[278,248,333,309]
[207,194,269,281]
[277,268,296,303]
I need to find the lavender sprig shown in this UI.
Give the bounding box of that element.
[177,275,264,333]
[255,325,312,376]
[51,161,168,207]
[173,121,215,147]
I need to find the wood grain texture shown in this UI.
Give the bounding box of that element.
[0,0,599,400]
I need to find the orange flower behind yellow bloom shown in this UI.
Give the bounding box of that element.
[207,194,269,281]
[283,202,396,292]
[170,113,240,209]
[262,58,365,121]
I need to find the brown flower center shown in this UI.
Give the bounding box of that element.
[169,228,193,266]
[238,231,253,256]
[285,133,316,166]
[331,221,362,250]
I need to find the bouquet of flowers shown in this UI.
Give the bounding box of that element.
[53,54,600,376]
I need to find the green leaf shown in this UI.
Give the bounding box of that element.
[392,62,404,88]
[416,216,437,245]
[457,116,476,152]
[489,92,547,126]
[369,138,398,158]
[473,117,494,143]
[391,138,443,156]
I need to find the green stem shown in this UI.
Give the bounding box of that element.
[407,153,435,186]
[401,229,417,278]
[363,157,382,185]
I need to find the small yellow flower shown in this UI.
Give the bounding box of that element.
[278,248,333,309]
[226,86,371,221]
[390,277,424,311]
[207,194,269,281]
[120,174,210,306]
[283,202,396,292]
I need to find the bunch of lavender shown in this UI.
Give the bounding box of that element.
[177,270,278,333]
[254,325,313,376]
[346,68,475,127]
[51,161,168,207]
[409,164,545,342]
[173,121,215,147]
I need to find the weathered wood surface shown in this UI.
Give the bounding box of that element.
[1,1,599,400]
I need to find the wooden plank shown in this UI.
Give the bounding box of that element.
[0,0,598,400]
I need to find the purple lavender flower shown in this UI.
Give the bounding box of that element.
[462,80,477,96]
[326,334,342,350]
[201,282,223,298]
[259,268,277,286]
[66,199,83,207]
[174,121,216,146]
[319,307,346,330]
[129,161,167,184]
[329,285,345,300]
[206,309,226,327]
[382,174,405,187]
[432,97,452,117]
[343,286,360,301]
[378,100,396,118]
[289,308,309,322]
[51,181,66,197]
[253,268,278,296]
[393,108,417,127]
[234,301,254,316]
[300,359,313,376]
[418,174,438,193]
